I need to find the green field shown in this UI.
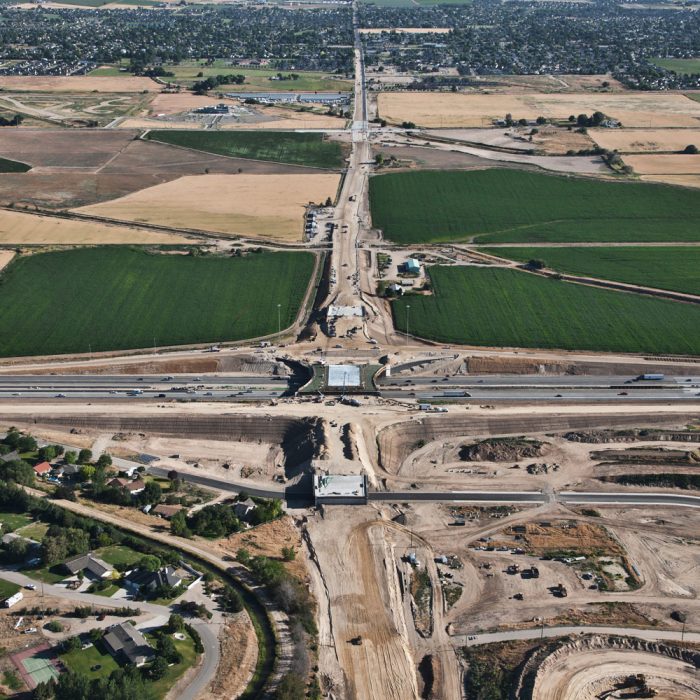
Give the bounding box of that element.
[0,248,315,357]
[369,170,700,244]
[0,157,30,173]
[653,57,700,75]
[393,266,700,353]
[483,246,700,296]
[0,512,32,532]
[15,522,49,542]
[92,60,351,92]
[61,642,120,681]
[147,632,199,700]
[96,544,144,568]
[0,578,20,600]
[687,93,700,104]
[146,131,344,169]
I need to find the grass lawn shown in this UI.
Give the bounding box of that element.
[688,93,700,104]
[96,544,144,568]
[146,131,344,170]
[61,641,120,681]
[146,633,199,700]
[89,583,121,597]
[0,248,315,357]
[15,521,49,542]
[0,578,20,599]
[0,512,32,532]
[653,57,700,75]
[368,169,700,244]
[393,266,700,353]
[482,246,700,296]
[0,157,30,173]
[20,563,66,584]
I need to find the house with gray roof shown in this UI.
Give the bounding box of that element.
[103,622,153,666]
[63,553,114,579]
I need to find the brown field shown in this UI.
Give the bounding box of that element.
[377,91,700,128]
[624,153,700,174]
[0,76,157,93]
[74,172,341,240]
[359,27,451,34]
[148,93,240,116]
[590,128,700,153]
[0,250,15,272]
[0,209,190,244]
[640,174,700,189]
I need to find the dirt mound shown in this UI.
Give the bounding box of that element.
[459,437,547,462]
[564,429,700,444]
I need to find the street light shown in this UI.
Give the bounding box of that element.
[405,304,410,345]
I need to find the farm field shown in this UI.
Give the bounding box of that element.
[590,128,700,153]
[94,60,352,92]
[623,154,700,174]
[482,246,700,296]
[368,169,700,244]
[0,209,191,245]
[0,76,156,92]
[377,91,700,128]
[640,174,700,189]
[652,57,700,75]
[393,266,700,353]
[0,247,315,357]
[145,130,345,169]
[76,172,341,240]
[0,157,30,173]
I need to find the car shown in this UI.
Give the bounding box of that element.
[55,393,66,398]
[97,613,106,621]
[24,584,37,591]
[11,392,21,396]
[163,376,174,381]
[157,393,166,398]
[618,391,628,396]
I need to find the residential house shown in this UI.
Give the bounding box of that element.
[54,463,80,480]
[125,565,183,595]
[0,450,19,463]
[108,477,145,496]
[103,622,153,666]
[63,553,114,579]
[232,498,256,521]
[152,504,185,520]
[33,462,52,478]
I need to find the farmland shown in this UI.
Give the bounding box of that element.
[482,246,700,296]
[652,58,700,75]
[0,247,315,357]
[377,91,700,128]
[393,266,700,353]
[76,173,341,240]
[0,157,30,173]
[369,170,700,244]
[145,131,345,169]
[590,128,700,153]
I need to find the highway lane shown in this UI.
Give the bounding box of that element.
[378,374,700,388]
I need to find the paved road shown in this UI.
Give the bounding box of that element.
[457,624,700,647]
[0,373,290,401]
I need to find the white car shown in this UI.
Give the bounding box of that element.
[24,584,37,591]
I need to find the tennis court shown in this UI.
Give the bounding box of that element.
[11,643,61,689]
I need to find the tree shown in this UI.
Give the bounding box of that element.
[140,481,162,505]
[54,671,91,700]
[274,672,306,700]
[78,449,93,464]
[79,465,96,482]
[149,656,168,680]
[157,634,181,664]
[167,469,179,482]
[61,636,82,653]
[219,585,244,613]
[0,459,35,485]
[170,510,191,538]
[96,453,112,469]
[138,555,161,572]
[236,548,251,565]
[38,445,58,462]
[527,259,546,270]
[33,679,56,700]
[683,144,698,154]
[64,451,77,465]
[167,613,185,633]
[282,546,296,562]
[3,537,29,563]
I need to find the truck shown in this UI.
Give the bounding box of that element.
[442,390,470,398]
[126,389,143,396]
[636,373,665,381]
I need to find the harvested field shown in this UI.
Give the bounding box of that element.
[369,170,700,244]
[0,247,315,356]
[75,173,341,240]
[392,266,700,353]
[0,76,156,92]
[624,154,700,174]
[590,128,700,153]
[0,129,135,168]
[482,246,700,296]
[0,251,14,272]
[377,92,700,128]
[145,130,345,169]
[0,209,189,245]
[147,93,239,116]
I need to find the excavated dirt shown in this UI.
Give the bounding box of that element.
[459,437,548,463]
[563,429,700,444]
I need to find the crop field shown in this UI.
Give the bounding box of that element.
[0,210,190,245]
[145,131,344,169]
[482,246,700,296]
[369,170,700,244]
[393,266,700,354]
[0,248,315,357]
[653,58,700,75]
[0,157,30,173]
[76,172,341,240]
[377,92,700,128]
[640,174,700,189]
[0,76,156,93]
[623,154,700,174]
[590,128,700,153]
